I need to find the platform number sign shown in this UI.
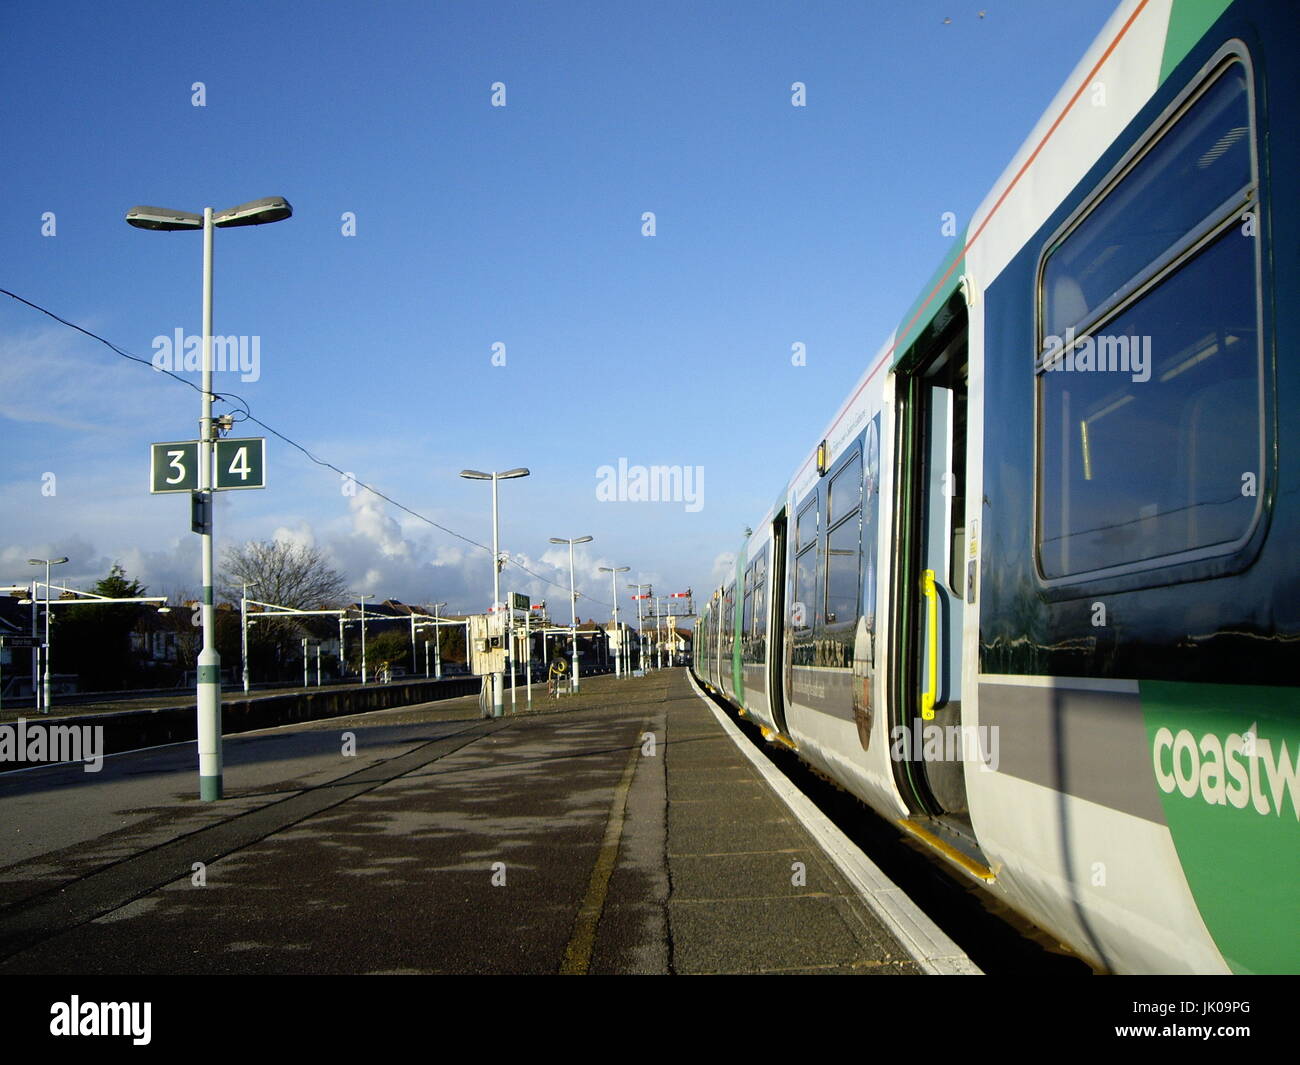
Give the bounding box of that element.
[151,441,200,493]
[214,438,265,490]
[151,438,266,494]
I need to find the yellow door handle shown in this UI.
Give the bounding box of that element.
[920,569,938,720]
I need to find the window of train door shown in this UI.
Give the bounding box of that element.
[897,307,970,820]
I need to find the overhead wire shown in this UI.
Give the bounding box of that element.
[0,287,611,607]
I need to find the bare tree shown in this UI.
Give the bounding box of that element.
[219,541,349,678]
[218,540,349,610]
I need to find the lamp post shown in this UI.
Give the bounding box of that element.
[461,468,529,718]
[27,557,67,712]
[629,581,651,673]
[549,536,592,692]
[358,594,374,684]
[599,565,630,677]
[430,601,447,679]
[240,580,258,693]
[657,597,666,669]
[127,195,292,802]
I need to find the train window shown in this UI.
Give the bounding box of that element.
[742,562,755,637]
[720,584,734,660]
[947,359,968,597]
[828,452,862,526]
[1037,56,1261,582]
[794,544,817,631]
[1042,63,1252,340]
[753,551,767,640]
[796,496,818,552]
[824,450,863,625]
[793,495,820,629]
[824,512,861,625]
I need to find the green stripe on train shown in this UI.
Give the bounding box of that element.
[893,231,966,368]
[1141,680,1300,974]
[1159,0,1234,85]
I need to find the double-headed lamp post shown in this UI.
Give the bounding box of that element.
[27,557,67,712]
[127,195,293,801]
[549,536,592,692]
[599,565,630,677]
[461,467,529,718]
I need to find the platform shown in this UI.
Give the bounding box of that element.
[0,670,930,974]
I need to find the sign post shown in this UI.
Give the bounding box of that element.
[302,637,321,687]
[151,434,267,801]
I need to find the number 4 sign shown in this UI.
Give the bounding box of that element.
[214,438,266,490]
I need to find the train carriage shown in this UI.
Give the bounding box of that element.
[693,0,1297,974]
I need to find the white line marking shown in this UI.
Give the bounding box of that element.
[687,670,982,976]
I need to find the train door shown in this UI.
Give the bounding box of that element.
[768,510,790,734]
[720,582,736,700]
[890,301,971,821]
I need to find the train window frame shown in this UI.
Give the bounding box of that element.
[1031,43,1268,594]
[792,492,820,632]
[742,560,755,638]
[795,495,818,553]
[824,447,864,627]
[721,582,735,662]
[827,450,862,527]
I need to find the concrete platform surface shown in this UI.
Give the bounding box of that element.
[0,669,920,974]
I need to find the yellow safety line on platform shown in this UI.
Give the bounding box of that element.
[898,819,996,883]
[560,716,649,974]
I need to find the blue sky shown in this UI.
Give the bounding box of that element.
[0,0,1119,623]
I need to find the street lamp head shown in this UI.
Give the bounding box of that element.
[549,535,593,545]
[125,205,204,231]
[126,197,292,231]
[463,467,528,480]
[213,196,293,228]
[28,557,68,565]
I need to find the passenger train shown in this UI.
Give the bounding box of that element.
[692,0,1297,974]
